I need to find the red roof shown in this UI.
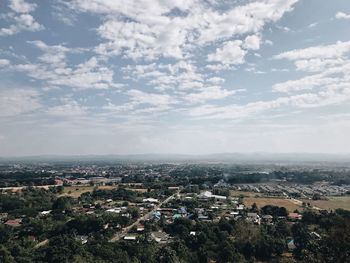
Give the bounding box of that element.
[288,213,302,219]
[4,219,22,227]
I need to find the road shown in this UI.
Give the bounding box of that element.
[110,190,180,242]
[0,185,58,192]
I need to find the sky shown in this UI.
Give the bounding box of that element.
[0,0,350,156]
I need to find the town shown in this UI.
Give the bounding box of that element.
[0,161,349,262]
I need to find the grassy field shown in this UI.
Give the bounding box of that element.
[60,185,151,198]
[302,196,350,211]
[230,190,262,198]
[61,185,116,198]
[238,189,350,212]
[244,197,302,212]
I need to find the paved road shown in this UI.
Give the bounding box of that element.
[110,190,179,242]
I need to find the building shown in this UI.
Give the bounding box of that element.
[247,213,261,225]
[151,231,170,243]
[198,191,227,201]
[288,213,302,221]
[4,218,22,227]
[143,198,159,204]
[124,236,137,241]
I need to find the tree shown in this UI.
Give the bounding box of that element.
[0,245,15,263]
[52,197,72,211]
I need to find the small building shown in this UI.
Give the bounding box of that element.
[198,191,227,201]
[168,186,180,190]
[106,208,121,214]
[124,236,137,241]
[4,218,22,227]
[151,231,170,244]
[288,213,302,221]
[311,231,321,240]
[262,215,273,224]
[198,215,210,221]
[143,198,159,204]
[40,210,52,216]
[137,225,145,232]
[76,235,88,244]
[152,211,161,220]
[0,213,8,220]
[287,239,296,251]
[247,213,261,225]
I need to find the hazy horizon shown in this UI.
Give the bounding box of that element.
[1,0,350,156]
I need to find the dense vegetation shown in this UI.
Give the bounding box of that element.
[0,188,349,262]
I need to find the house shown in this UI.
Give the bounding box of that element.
[54,179,64,185]
[190,231,196,236]
[228,211,239,218]
[262,215,273,224]
[4,218,22,227]
[152,211,161,220]
[198,215,210,221]
[287,239,296,251]
[288,213,302,221]
[173,214,182,220]
[198,191,227,201]
[124,236,137,241]
[137,225,145,232]
[168,186,180,190]
[158,208,174,216]
[237,204,245,211]
[311,231,321,240]
[151,231,170,243]
[106,208,121,214]
[40,210,52,216]
[247,213,261,225]
[0,213,8,220]
[143,198,159,204]
[178,207,187,216]
[76,235,88,244]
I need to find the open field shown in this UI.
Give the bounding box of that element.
[60,185,151,197]
[230,190,262,198]
[302,196,350,211]
[244,197,302,212]
[61,185,116,198]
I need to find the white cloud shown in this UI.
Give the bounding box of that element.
[207,77,225,85]
[274,41,350,61]
[9,0,37,13]
[68,0,298,62]
[46,99,87,116]
[208,40,246,66]
[123,60,204,91]
[185,86,236,103]
[10,42,121,90]
[128,89,173,106]
[0,88,41,117]
[335,12,350,20]
[0,0,43,36]
[273,41,350,94]
[188,85,350,120]
[243,35,261,50]
[0,59,10,66]
[265,40,274,46]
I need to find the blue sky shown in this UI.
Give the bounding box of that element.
[0,0,350,156]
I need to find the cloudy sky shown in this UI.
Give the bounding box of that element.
[0,0,350,156]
